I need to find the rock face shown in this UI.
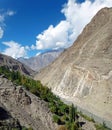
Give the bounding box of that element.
[0,53,34,76]
[0,76,57,130]
[0,104,22,129]
[35,7,112,128]
[18,49,63,72]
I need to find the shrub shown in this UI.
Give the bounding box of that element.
[78,111,95,122]
[50,106,57,113]
[53,115,61,124]
[94,122,111,130]
[28,127,33,130]
[58,125,68,130]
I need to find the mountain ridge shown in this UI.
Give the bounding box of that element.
[34,7,112,128]
[18,49,63,71]
[0,53,34,76]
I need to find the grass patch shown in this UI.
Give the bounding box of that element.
[94,122,111,130]
[78,111,95,122]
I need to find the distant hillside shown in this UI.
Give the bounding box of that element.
[0,53,34,76]
[18,49,63,72]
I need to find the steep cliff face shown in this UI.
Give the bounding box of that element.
[35,7,112,128]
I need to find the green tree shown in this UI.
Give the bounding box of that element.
[69,104,76,123]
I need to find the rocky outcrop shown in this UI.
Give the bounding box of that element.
[35,7,112,128]
[0,103,23,129]
[0,76,57,130]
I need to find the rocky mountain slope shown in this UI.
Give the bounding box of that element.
[0,75,57,130]
[0,65,100,130]
[0,53,34,76]
[0,103,23,129]
[18,49,63,72]
[35,7,112,128]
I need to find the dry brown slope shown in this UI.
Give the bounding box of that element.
[35,7,112,128]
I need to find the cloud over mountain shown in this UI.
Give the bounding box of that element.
[34,0,112,50]
[1,0,112,59]
[2,41,29,59]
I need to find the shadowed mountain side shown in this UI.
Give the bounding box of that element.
[0,53,35,76]
[0,106,10,120]
[0,103,23,129]
[34,7,112,128]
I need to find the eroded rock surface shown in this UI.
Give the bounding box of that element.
[0,76,57,130]
[35,7,112,128]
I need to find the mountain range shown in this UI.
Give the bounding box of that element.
[35,7,112,128]
[0,7,112,129]
[18,49,63,72]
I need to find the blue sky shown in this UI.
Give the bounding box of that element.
[0,0,67,43]
[0,0,112,58]
[0,0,68,54]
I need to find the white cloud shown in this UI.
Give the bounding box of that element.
[36,21,70,50]
[0,15,4,23]
[31,44,36,50]
[0,27,4,38]
[2,41,28,59]
[36,52,41,56]
[6,10,15,16]
[62,0,112,42]
[34,0,112,50]
[0,10,15,39]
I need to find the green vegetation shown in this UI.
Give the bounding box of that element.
[94,122,111,130]
[0,66,82,130]
[58,125,68,130]
[0,121,31,130]
[53,114,61,124]
[0,66,111,130]
[21,127,33,130]
[78,112,111,130]
[78,111,95,122]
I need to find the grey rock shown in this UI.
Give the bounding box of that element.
[0,77,58,130]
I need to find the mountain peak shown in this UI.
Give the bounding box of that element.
[34,7,112,129]
[74,7,112,46]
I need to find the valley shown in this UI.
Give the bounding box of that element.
[0,6,112,130]
[0,63,111,130]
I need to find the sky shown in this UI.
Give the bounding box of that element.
[0,0,112,58]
